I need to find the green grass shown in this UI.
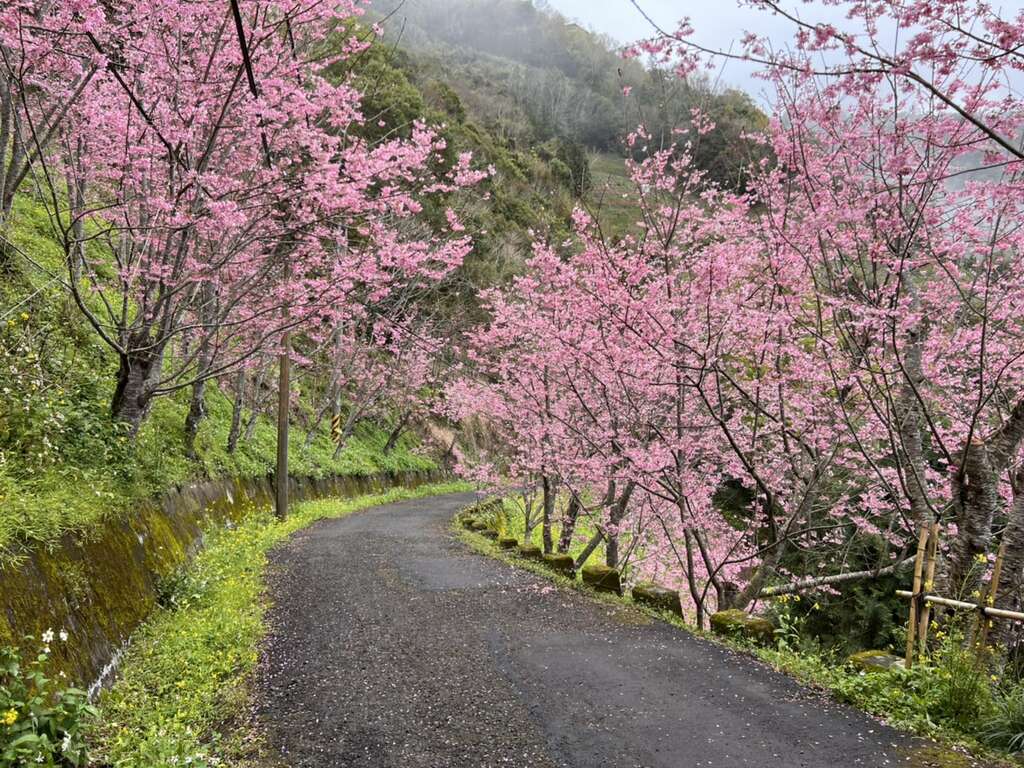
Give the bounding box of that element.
[90,481,469,768]
[498,495,642,574]
[0,192,435,565]
[585,151,640,236]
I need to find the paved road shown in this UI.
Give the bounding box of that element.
[255,493,954,768]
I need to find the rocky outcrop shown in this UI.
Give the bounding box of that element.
[581,564,622,595]
[847,650,905,673]
[542,552,576,577]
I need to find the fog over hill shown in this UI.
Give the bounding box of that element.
[367,0,771,190]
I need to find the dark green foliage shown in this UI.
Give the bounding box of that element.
[1,639,97,767]
[984,684,1024,753]
[539,139,590,198]
[635,72,772,191]
[773,534,907,655]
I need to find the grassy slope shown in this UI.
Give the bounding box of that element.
[585,151,641,235]
[500,495,611,569]
[0,193,434,565]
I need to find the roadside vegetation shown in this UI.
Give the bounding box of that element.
[459,504,1023,766]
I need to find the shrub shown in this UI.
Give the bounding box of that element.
[926,626,995,729]
[0,633,97,767]
[983,684,1024,753]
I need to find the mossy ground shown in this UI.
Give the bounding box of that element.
[90,481,469,768]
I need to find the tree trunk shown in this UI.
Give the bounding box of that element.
[0,98,23,271]
[557,493,581,553]
[574,530,604,569]
[184,377,208,459]
[383,411,410,455]
[541,474,555,554]
[992,468,1024,650]
[729,500,802,611]
[111,344,165,434]
[684,529,706,629]
[943,398,1024,599]
[605,481,635,569]
[898,332,933,531]
[442,436,457,471]
[540,366,555,554]
[242,364,268,442]
[693,529,727,610]
[948,444,1003,598]
[226,369,246,454]
[523,492,538,544]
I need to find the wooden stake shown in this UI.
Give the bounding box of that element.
[917,521,940,655]
[976,540,1007,656]
[905,526,930,669]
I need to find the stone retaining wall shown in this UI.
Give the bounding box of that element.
[0,469,444,687]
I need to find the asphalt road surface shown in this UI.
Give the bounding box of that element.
[256,492,964,768]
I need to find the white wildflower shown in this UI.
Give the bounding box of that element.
[41,629,54,644]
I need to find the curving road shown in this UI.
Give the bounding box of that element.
[255,492,963,768]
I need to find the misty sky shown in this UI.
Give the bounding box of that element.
[544,0,1024,97]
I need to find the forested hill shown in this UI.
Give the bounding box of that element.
[366,0,770,191]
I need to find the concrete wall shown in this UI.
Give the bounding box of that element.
[0,470,444,688]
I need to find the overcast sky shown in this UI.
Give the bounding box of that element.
[543,0,1024,98]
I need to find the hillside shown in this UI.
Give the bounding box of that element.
[368,0,771,194]
[0,198,435,566]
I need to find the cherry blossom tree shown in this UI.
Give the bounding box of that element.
[0,0,105,259]
[456,0,1024,630]
[635,0,1024,605]
[24,0,482,435]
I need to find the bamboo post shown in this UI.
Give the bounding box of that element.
[975,541,1007,657]
[905,526,930,669]
[917,521,941,655]
[895,591,1024,621]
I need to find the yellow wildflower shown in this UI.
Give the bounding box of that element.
[2,708,17,726]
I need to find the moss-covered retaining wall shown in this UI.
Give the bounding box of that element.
[0,469,444,688]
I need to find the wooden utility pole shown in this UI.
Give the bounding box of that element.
[276,307,291,519]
